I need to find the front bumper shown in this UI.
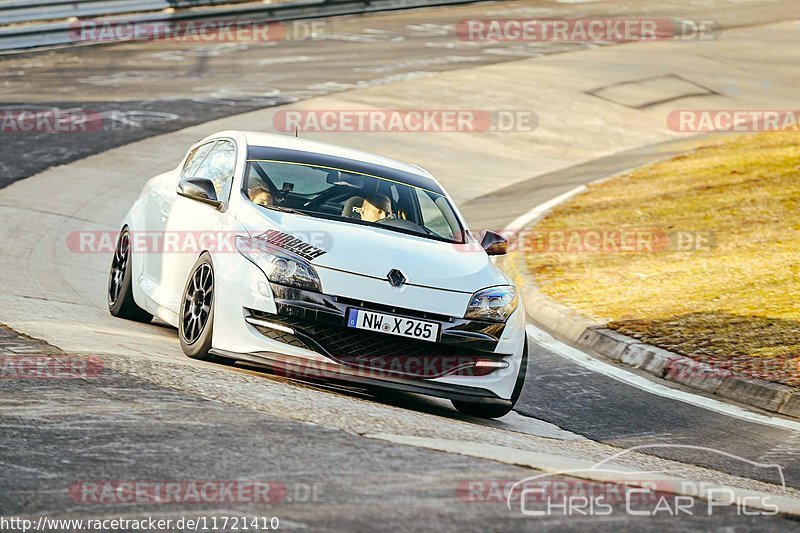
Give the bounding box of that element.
[248,283,508,376]
[209,346,508,403]
[212,253,527,401]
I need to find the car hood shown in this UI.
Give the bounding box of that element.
[237,207,510,293]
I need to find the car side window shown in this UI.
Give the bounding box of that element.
[182,142,214,178]
[415,188,454,239]
[193,140,237,201]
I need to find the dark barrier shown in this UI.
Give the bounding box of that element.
[0,0,484,51]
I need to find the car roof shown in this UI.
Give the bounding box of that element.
[200,130,445,195]
[237,130,432,178]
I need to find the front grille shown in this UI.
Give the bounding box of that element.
[282,315,483,358]
[247,311,500,378]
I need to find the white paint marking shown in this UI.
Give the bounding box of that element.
[504,184,586,233]
[502,165,643,234]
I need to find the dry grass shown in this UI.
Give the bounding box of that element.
[525,129,800,387]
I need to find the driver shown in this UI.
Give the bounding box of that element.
[249,187,273,207]
[360,194,392,223]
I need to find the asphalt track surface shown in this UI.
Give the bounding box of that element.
[2,0,800,530]
[2,328,795,531]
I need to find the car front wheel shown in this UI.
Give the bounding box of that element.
[179,254,218,361]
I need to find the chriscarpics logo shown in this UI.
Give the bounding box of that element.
[491,445,785,518]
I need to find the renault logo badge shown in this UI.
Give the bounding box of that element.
[387,269,407,287]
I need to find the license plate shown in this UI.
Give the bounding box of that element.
[346,309,440,342]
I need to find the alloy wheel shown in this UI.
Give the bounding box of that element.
[181,263,213,344]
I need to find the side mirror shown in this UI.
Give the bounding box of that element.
[177,178,222,209]
[480,230,508,256]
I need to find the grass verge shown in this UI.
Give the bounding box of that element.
[525,129,800,387]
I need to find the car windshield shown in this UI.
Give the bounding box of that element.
[243,159,465,243]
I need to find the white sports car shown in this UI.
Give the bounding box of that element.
[108,130,528,418]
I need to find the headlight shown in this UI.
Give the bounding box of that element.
[235,235,322,292]
[465,286,518,322]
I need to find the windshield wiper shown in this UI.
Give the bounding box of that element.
[259,204,309,216]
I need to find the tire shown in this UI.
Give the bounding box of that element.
[178,254,218,360]
[108,227,153,323]
[452,339,528,419]
[178,254,234,364]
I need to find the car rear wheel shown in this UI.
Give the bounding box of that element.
[108,227,153,323]
[451,339,528,419]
